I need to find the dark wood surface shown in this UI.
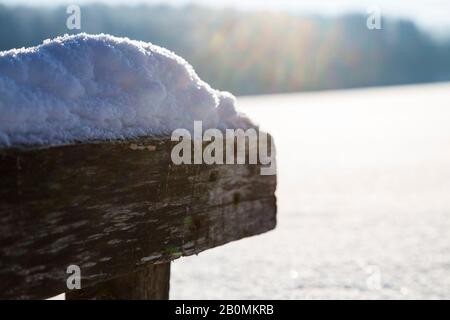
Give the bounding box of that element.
[0,136,277,299]
[66,263,171,300]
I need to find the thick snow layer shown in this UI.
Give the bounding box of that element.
[0,33,251,147]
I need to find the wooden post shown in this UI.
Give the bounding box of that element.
[66,263,170,300]
[0,135,276,299]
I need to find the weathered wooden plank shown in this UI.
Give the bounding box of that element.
[65,263,171,300]
[0,136,277,299]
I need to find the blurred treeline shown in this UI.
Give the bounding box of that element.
[1,4,450,95]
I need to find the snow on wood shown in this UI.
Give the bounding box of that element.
[0,33,252,147]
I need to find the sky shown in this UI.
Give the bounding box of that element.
[2,0,450,33]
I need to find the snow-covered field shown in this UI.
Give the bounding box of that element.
[171,83,450,299]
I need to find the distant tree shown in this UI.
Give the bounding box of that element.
[0,4,449,94]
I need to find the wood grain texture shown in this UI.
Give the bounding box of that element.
[0,136,277,299]
[65,263,170,300]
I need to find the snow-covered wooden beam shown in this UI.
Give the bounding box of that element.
[0,33,277,300]
[0,136,277,299]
